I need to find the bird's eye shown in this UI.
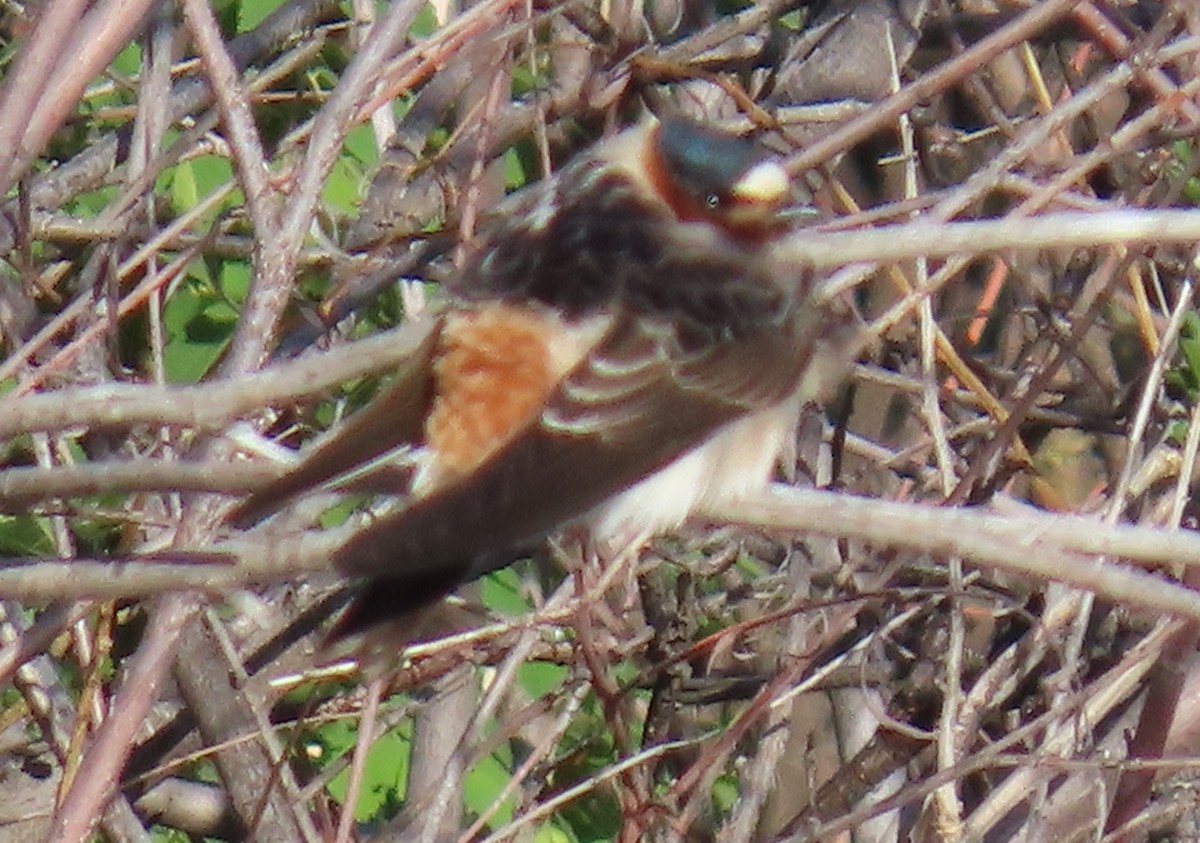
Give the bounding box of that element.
[654,119,788,229]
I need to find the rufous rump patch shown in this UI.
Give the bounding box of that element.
[424,306,561,485]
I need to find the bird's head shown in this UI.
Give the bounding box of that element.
[606,117,792,242]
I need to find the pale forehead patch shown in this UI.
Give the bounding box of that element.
[731,161,790,205]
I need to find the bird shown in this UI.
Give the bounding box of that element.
[232,115,840,639]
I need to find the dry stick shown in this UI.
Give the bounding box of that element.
[1018,37,1200,214]
[181,0,288,380]
[785,208,1200,275]
[5,0,162,195]
[167,620,319,843]
[117,11,305,812]
[335,677,383,843]
[715,488,1200,622]
[977,277,1196,834]
[904,36,1200,508]
[19,4,501,840]
[180,0,275,235]
[8,484,1200,608]
[51,1,355,834]
[783,0,1088,176]
[1104,283,1200,835]
[0,183,236,391]
[0,316,439,438]
[0,460,282,506]
[793,615,1175,842]
[228,0,437,376]
[1,472,148,843]
[6,18,336,392]
[461,685,591,842]
[50,596,197,843]
[670,608,865,835]
[16,240,209,395]
[0,0,343,256]
[1073,0,1200,124]
[0,0,90,192]
[960,613,1175,840]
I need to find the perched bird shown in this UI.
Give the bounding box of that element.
[233,116,839,638]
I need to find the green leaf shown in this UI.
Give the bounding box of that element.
[0,515,55,555]
[238,0,287,32]
[505,147,528,191]
[324,155,367,215]
[111,42,143,76]
[411,4,440,38]
[519,661,568,700]
[170,159,200,214]
[219,261,251,305]
[69,186,118,217]
[533,825,575,843]
[326,723,411,822]
[344,124,380,167]
[1167,419,1190,446]
[163,337,227,383]
[168,155,235,216]
[162,280,206,336]
[1179,312,1200,381]
[481,567,533,616]
[464,745,516,827]
[711,773,739,813]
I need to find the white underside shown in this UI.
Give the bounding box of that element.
[585,393,801,551]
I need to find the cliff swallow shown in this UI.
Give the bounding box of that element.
[233,117,832,636]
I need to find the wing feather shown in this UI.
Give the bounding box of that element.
[227,317,441,528]
[332,313,814,631]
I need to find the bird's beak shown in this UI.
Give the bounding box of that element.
[722,160,791,233]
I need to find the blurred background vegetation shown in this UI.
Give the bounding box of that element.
[4,0,1200,840]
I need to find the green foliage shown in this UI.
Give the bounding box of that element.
[533,826,575,843]
[324,147,370,215]
[165,154,239,218]
[551,694,624,840]
[322,718,412,823]
[481,566,535,616]
[210,0,242,36]
[714,0,754,14]
[66,184,119,218]
[111,42,143,77]
[0,514,54,556]
[157,256,254,382]
[711,772,740,814]
[1168,141,1200,206]
[411,4,441,39]
[512,63,550,98]
[558,785,622,842]
[465,743,517,827]
[238,0,288,33]
[1166,311,1200,444]
[1167,311,1200,405]
[148,825,194,842]
[519,661,568,700]
[505,145,533,191]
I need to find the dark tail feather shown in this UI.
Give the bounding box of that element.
[331,569,466,640]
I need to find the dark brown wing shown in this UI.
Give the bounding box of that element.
[227,316,442,528]
[333,308,815,633]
